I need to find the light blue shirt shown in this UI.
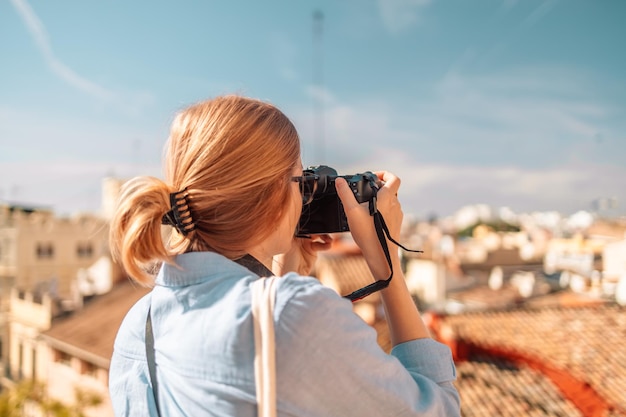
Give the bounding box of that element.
[109,251,460,416]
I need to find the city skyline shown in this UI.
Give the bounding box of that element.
[1,0,625,218]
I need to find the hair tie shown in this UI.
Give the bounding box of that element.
[162,188,196,236]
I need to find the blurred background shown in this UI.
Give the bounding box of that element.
[1,0,624,219]
[1,1,626,416]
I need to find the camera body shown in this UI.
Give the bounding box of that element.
[297,165,379,235]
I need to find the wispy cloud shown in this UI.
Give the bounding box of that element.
[9,0,154,114]
[291,66,625,216]
[350,151,624,217]
[305,85,336,106]
[377,0,432,34]
[10,0,115,100]
[303,67,616,166]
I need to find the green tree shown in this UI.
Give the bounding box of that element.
[0,380,102,417]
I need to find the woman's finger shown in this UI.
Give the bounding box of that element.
[335,177,361,210]
[374,171,401,195]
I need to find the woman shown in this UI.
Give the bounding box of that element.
[108,95,460,416]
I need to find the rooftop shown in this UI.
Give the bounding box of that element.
[436,302,626,416]
[41,279,150,368]
[456,355,583,416]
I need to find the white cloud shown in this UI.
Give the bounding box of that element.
[377,0,432,34]
[299,68,617,168]
[290,66,625,217]
[305,85,336,106]
[9,0,155,115]
[348,151,626,217]
[414,68,621,166]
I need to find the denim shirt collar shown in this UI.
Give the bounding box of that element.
[154,251,271,287]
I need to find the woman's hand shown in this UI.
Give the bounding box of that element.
[335,171,404,280]
[338,171,431,344]
[273,234,333,276]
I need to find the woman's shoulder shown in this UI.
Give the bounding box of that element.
[112,293,152,358]
[271,273,355,325]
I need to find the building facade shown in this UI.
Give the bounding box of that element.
[0,202,113,392]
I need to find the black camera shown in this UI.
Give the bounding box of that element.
[297,165,380,235]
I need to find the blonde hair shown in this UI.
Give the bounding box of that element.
[109,96,301,285]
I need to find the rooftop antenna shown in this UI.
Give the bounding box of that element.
[312,9,325,163]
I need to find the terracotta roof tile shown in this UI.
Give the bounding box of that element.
[440,303,626,414]
[41,280,150,366]
[456,356,583,416]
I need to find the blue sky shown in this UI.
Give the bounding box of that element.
[1,0,625,219]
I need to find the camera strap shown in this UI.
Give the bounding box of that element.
[343,194,422,302]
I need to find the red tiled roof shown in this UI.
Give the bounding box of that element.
[41,280,150,368]
[314,249,626,415]
[437,303,626,416]
[456,356,583,416]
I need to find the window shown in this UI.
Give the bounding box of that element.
[80,360,98,378]
[76,242,94,258]
[36,242,54,259]
[54,349,72,367]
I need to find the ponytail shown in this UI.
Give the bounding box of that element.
[109,176,176,285]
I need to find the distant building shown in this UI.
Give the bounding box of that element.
[404,258,446,307]
[0,203,119,379]
[603,239,626,282]
[603,239,626,305]
[543,234,602,277]
[0,203,111,299]
[6,281,149,417]
[0,177,128,399]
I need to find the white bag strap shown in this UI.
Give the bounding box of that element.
[251,277,278,417]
